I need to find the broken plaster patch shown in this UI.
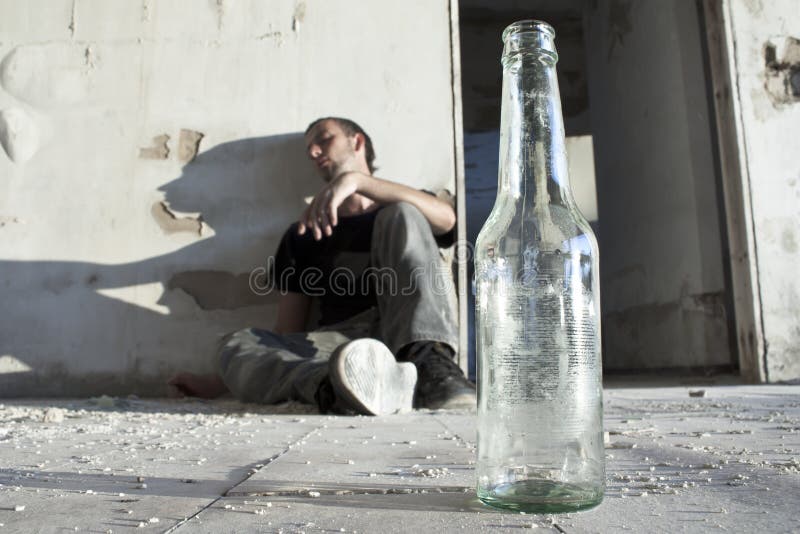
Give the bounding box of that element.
[151,201,204,235]
[139,134,170,159]
[764,36,800,106]
[168,270,277,310]
[0,108,39,163]
[292,2,306,33]
[178,129,204,163]
[0,44,94,107]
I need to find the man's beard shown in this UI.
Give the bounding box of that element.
[322,152,358,182]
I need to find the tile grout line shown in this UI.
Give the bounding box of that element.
[162,423,324,533]
[434,414,570,533]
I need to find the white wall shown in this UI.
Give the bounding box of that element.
[724,0,800,382]
[0,0,458,395]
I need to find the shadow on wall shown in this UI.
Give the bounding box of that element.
[0,133,319,397]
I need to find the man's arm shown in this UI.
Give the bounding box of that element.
[299,171,456,239]
[356,174,456,235]
[274,292,311,334]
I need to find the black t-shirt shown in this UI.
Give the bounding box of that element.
[272,196,455,326]
[273,208,382,326]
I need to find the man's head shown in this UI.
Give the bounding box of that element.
[304,117,376,181]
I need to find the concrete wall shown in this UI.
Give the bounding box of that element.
[0,0,459,396]
[584,1,732,369]
[722,0,800,381]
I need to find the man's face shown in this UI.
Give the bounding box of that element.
[304,120,358,182]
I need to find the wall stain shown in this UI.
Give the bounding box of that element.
[764,37,800,106]
[743,0,764,15]
[151,201,204,235]
[141,0,152,23]
[139,134,170,159]
[68,0,77,37]
[257,28,284,46]
[607,0,633,61]
[0,216,23,227]
[215,0,225,32]
[603,291,730,369]
[84,45,96,70]
[168,270,277,310]
[782,227,798,254]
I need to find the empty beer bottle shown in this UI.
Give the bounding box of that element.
[474,20,604,513]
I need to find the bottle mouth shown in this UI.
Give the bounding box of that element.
[502,20,555,43]
[501,20,558,66]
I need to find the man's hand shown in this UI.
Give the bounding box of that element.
[298,171,363,240]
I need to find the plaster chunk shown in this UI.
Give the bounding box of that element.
[151,201,203,235]
[0,108,39,163]
[139,134,170,160]
[764,36,800,105]
[178,129,204,163]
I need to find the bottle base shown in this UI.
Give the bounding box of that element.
[478,480,603,514]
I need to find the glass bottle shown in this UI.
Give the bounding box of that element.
[474,20,604,513]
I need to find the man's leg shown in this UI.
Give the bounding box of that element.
[371,202,459,353]
[371,202,474,409]
[216,308,417,414]
[218,327,349,406]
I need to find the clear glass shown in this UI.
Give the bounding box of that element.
[474,20,604,513]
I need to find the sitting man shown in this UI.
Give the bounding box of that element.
[169,117,475,415]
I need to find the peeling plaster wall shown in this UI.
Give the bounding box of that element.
[0,0,458,395]
[725,0,800,381]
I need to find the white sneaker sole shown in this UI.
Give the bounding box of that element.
[329,339,417,416]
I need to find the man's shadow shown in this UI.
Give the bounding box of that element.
[0,133,319,397]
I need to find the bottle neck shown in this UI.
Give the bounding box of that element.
[497,44,571,208]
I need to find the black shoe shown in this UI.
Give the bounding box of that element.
[400,341,476,410]
[316,339,417,415]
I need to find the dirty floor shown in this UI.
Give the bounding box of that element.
[1,384,798,533]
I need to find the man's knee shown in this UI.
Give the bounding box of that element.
[375,202,427,232]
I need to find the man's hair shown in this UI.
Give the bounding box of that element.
[305,117,377,174]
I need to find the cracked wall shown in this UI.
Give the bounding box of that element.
[0,0,458,395]
[726,0,800,382]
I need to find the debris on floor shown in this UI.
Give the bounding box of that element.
[0,385,797,532]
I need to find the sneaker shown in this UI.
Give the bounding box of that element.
[325,338,417,416]
[400,341,476,410]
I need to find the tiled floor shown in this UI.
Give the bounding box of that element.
[1,384,798,533]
